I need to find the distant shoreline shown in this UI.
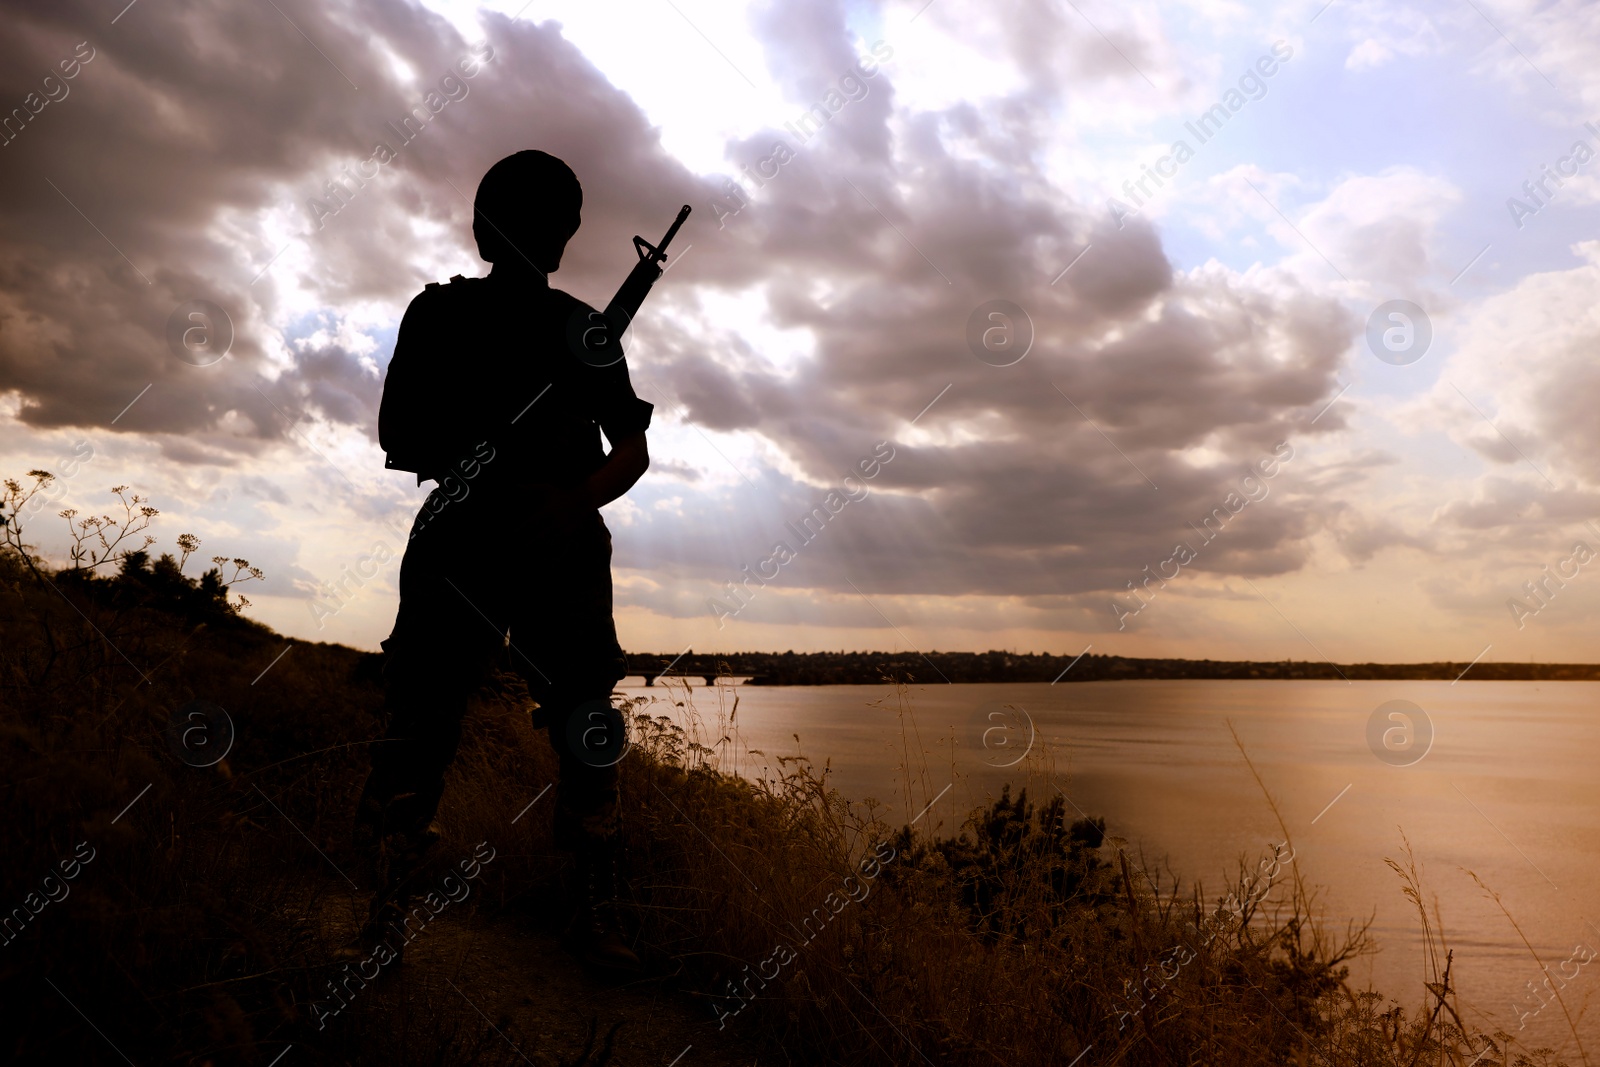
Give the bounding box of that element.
[622,651,1600,686]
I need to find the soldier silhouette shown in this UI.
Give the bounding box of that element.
[352,150,653,972]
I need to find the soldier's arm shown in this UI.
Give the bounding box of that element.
[577,431,648,510]
[574,310,653,509]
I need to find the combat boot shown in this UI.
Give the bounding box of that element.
[574,839,642,974]
[352,794,385,854]
[383,817,442,880]
[338,817,440,965]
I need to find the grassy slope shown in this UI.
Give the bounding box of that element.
[0,539,1581,1067]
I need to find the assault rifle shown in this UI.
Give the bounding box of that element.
[570,204,691,366]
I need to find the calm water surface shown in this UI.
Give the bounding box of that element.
[620,678,1600,1046]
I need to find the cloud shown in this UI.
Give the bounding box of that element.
[1328,1,1446,74]
[1345,39,1395,71]
[1417,240,1600,488]
[0,0,1377,645]
[0,1,715,453]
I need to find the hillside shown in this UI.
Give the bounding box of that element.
[0,476,1574,1066]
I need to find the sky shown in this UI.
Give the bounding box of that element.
[2,0,1598,664]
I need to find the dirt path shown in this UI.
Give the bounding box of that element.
[316,893,769,1067]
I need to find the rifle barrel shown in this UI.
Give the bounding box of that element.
[655,205,691,259]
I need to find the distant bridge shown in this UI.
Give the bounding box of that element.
[627,653,767,687]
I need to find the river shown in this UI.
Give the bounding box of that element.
[618,677,1600,1050]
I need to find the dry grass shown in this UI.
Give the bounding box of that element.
[0,477,1586,1065]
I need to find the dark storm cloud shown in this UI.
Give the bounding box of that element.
[604,0,1354,611]
[0,0,1360,617]
[0,0,714,446]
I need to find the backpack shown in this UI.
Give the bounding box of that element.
[379,274,484,484]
